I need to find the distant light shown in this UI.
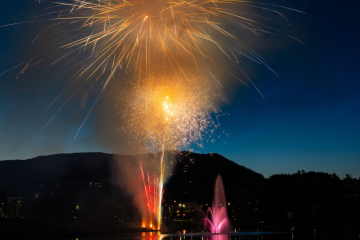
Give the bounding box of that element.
[228,203,230,206]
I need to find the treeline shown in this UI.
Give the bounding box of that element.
[227,171,360,232]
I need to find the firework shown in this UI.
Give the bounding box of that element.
[122,80,218,229]
[2,0,302,230]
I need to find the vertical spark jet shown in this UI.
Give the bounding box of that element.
[157,143,165,230]
[140,162,153,227]
[140,159,164,229]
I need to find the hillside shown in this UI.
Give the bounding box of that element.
[1,152,359,236]
[0,151,263,198]
[0,151,264,230]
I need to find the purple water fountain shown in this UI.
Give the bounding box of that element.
[204,175,231,233]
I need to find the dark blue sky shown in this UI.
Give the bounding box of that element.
[0,0,359,178]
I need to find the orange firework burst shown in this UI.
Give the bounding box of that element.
[3,0,303,105]
[0,0,304,137]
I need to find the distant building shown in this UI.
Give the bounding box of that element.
[6,197,23,218]
[163,202,200,222]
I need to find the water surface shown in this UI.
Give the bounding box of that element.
[63,231,358,240]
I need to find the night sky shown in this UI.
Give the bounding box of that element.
[0,0,359,178]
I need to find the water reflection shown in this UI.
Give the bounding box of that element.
[68,231,328,240]
[161,233,264,240]
[141,231,164,240]
[206,234,229,240]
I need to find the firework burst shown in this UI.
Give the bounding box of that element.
[2,0,303,109]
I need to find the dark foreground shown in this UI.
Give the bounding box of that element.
[1,152,360,239]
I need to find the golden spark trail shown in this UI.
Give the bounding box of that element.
[157,141,165,229]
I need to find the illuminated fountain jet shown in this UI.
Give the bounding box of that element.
[204,176,231,233]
